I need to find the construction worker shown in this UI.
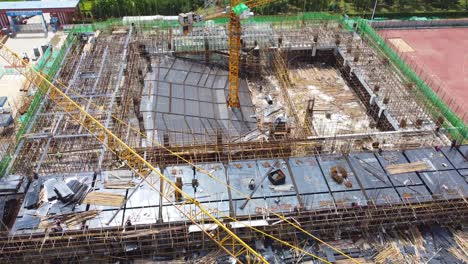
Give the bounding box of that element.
[248,179,256,190]
[51,219,63,232]
[377,147,383,155]
[451,139,457,150]
[113,149,125,168]
[56,151,63,161]
[125,218,132,227]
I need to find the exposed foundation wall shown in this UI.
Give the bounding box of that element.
[334,48,395,131]
[0,197,465,263]
[282,47,396,132]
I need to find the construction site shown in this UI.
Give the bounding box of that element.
[0,8,467,264]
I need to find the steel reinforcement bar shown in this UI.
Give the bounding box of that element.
[0,198,466,262]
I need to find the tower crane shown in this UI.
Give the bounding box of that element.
[179,0,280,108]
[0,40,268,264]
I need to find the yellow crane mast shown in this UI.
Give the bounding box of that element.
[179,0,279,108]
[0,34,360,264]
[0,42,268,264]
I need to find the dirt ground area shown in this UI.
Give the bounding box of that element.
[0,26,64,113]
[248,64,377,137]
[288,66,377,136]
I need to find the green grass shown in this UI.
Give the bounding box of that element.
[75,0,468,20]
[81,1,93,11]
[341,0,467,14]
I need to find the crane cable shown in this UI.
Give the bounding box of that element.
[105,146,333,264]
[51,65,361,264]
[22,35,360,264]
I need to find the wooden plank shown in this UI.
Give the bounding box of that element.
[104,181,136,189]
[385,161,430,175]
[336,258,374,264]
[82,192,125,207]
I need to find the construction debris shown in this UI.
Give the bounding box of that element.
[330,165,348,184]
[268,169,286,185]
[40,210,101,228]
[0,11,465,264]
[373,243,405,263]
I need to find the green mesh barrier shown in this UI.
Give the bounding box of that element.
[355,18,467,140]
[0,154,11,178]
[0,30,78,177]
[70,12,342,30]
[2,13,466,177]
[35,46,52,71]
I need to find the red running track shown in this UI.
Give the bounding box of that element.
[379,28,468,122]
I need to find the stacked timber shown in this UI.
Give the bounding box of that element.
[104,181,136,189]
[386,161,430,175]
[83,192,125,207]
[40,210,101,228]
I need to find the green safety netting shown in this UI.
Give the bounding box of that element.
[34,46,52,71]
[0,31,78,177]
[355,18,467,140]
[73,13,465,141]
[2,13,466,177]
[70,12,342,30]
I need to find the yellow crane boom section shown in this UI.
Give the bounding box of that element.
[0,41,267,264]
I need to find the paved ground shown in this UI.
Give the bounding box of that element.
[0,14,57,111]
[379,28,468,122]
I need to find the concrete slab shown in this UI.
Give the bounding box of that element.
[185,85,199,100]
[332,190,366,208]
[255,159,296,197]
[125,177,161,208]
[376,151,422,186]
[164,163,229,203]
[86,209,123,228]
[233,195,299,217]
[289,156,329,194]
[405,148,454,171]
[349,152,392,189]
[233,197,267,217]
[227,160,259,200]
[162,200,230,222]
[123,207,159,225]
[301,193,335,210]
[261,195,299,215]
[365,188,401,205]
[396,185,432,202]
[420,170,468,199]
[172,84,184,99]
[317,155,360,192]
[457,167,468,175]
[460,145,468,159]
[142,57,256,145]
[441,147,468,169]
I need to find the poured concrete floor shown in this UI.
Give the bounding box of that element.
[141,56,257,146]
